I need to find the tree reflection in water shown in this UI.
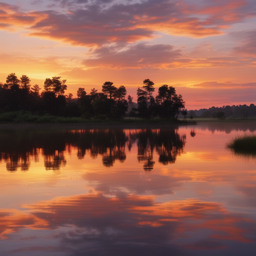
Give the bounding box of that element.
[135,129,186,170]
[0,128,186,172]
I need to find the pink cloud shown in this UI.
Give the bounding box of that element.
[1,0,256,46]
[0,2,47,30]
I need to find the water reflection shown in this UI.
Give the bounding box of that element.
[197,121,256,134]
[0,193,255,256]
[0,128,186,172]
[190,130,196,137]
[0,123,256,256]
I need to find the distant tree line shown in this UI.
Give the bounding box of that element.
[188,104,256,119]
[0,74,185,120]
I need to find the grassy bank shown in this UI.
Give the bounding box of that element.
[227,135,256,157]
[0,111,196,125]
[0,112,85,124]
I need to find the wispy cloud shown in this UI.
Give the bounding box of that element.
[82,43,254,69]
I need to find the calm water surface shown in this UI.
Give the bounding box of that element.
[0,122,256,256]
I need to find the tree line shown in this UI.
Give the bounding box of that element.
[0,73,185,119]
[189,104,256,119]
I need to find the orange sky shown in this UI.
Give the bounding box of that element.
[0,0,255,109]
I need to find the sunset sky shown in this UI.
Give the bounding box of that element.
[0,0,255,109]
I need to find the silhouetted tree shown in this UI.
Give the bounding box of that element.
[181,109,188,119]
[6,73,19,89]
[20,75,31,91]
[137,79,156,118]
[114,85,126,101]
[137,89,148,118]
[77,88,86,98]
[113,99,128,119]
[102,81,117,100]
[1,73,31,111]
[128,95,133,104]
[44,77,67,96]
[143,79,155,103]
[67,93,73,103]
[76,88,93,117]
[41,77,68,115]
[93,97,111,117]
[31,84,41,96]
[112,86,128,118]
[90,88,98,101]
[156,85,175,103]
[154,85,184,119]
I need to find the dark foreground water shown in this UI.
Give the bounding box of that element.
[0,122,256,256]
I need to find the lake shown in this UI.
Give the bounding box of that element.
[0,122,256,256]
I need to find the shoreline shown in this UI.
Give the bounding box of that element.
[0,118,255,130]
[0,119,255,130]
[0,121,196,130]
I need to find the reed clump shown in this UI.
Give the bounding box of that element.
[227,135,256,157]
